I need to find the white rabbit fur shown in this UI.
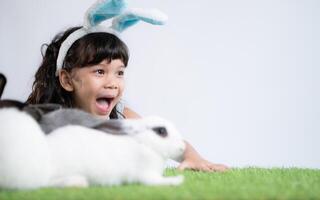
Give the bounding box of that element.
[0,108,186,189]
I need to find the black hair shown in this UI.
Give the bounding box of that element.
[26,26,129,119]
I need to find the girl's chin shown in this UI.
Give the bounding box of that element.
[76,105,112,118]
[95,108,116,119]
[92,108,112,117]
[96,114,111,119]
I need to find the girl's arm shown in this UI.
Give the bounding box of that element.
[123,107,229,172]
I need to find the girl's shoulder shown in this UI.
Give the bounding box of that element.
[123,107,141,119]
[116,100,141,119]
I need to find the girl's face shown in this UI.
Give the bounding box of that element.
[68,59,125,118]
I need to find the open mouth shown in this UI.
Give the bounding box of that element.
[96,97,114,114]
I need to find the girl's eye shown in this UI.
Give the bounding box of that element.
[95,69,105,75]
[118,70,125,76]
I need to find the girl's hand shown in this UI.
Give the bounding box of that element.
[123,107,229,172]
[178,141,229,172]
[178,157,229,172]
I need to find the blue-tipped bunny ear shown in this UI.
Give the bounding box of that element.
[56,1,168,76]
[111,8,168,32]
[84,0,128,28]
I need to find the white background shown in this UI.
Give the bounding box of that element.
[0,0,319,168]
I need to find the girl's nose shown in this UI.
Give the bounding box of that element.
[103,73,120,89]
[105,84,118,89]
[103,78,118,89]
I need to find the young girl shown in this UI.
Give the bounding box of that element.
[26,26,228,172]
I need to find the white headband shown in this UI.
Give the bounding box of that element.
[55,0,168,76]
[55,26,118,76]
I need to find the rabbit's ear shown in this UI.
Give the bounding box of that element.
[84,0,128,28]
[111,8,168,32]
[0,73,7,99]
[94,119,147,135]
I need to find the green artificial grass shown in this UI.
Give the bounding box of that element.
[0,168,319,200]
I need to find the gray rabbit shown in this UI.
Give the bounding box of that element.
[0,108,185,189]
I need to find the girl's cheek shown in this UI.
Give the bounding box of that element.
[119,79,125,89]
[119,84,125,95]
[71,76,84,89]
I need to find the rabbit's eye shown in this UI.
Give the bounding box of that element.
[152,127,168,137]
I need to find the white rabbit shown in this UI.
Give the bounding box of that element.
[0,108,52,189]
[0,108,185,189]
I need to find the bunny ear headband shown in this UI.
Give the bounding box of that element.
[55,0,168,76]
